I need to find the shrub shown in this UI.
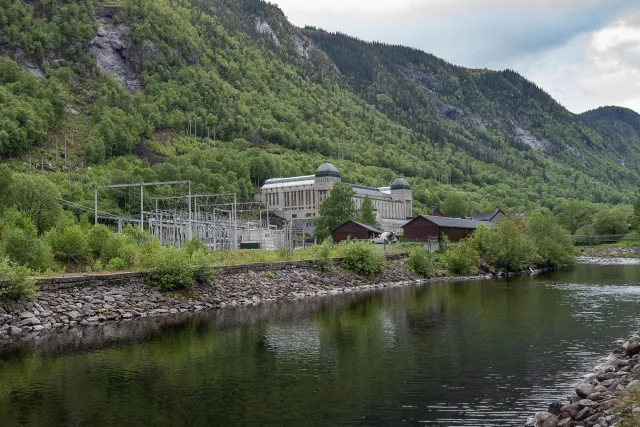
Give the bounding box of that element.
[471,220,534,272]
[143,245,194,291]
[312,238,334,272]
[46,222,90,264]
[1,208,53,272]
[87,225,114,258]
[1,227,53,273]
[525,213,576,268]
[190,248,216,285]
[0,257,37,301]
[444,240,479,276]
[406,246,436,277]
[184,237,206,256]
[106,257,126,272]
[339,240,384,277]
[8,174,62,234]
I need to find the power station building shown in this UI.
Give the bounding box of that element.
[259,161,412,232]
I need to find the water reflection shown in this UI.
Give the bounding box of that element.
[1,265,640,426]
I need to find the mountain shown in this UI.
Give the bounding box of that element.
[0,0,638,217]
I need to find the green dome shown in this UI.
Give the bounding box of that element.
[315,161,341,178]
[391,177,411,190]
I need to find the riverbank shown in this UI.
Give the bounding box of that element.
[581,245,640,259]
[525,335,640,427]
[0,254,556,346]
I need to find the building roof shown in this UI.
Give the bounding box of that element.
[351,184,392,200]
[262,175,315,189]
[402,215,492,230]
[315,161,341,178]
[471,209,504,222]
[391,177,411,190]
[333,219,382,235]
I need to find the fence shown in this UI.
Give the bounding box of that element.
[573,234,640,245]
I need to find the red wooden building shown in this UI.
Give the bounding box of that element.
[402,215,490,243]
[332,220,382,243]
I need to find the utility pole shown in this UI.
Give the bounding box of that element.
[140,183,144,232]
[94,186,98,225]
[188,180,193,240]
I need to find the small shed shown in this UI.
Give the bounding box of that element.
[332,220,382,243]
[402,215,491,243]
[471,208,505,223]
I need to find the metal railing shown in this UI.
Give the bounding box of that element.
[573,234,640,245]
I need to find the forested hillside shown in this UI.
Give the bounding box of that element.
[0,0,639,220]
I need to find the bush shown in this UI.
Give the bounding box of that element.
[1,208,53,272]
[143,245,194,291]
[0,257,37,301]
[471,220,534,272]
[339,241,384,277]
[406,246,436,277]
[87,225,114,258]
[525,213,576,268]
[1,227,53,273]
[312,238,334,272]
[184,237,206,256]
[444,240,479,275]
[106,257,126,271]
[190,248,216,285]
[46,222,90,264]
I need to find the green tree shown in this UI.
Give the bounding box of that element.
[441,191,470,218]
[314,183,356,241]
[633,192,640,231]
[358,196,377,227]
[8,174,62,234]
[593,208,629,235]
[557,200,598,235]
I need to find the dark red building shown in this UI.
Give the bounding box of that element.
[402,215,490,243]
[332,220,382,243]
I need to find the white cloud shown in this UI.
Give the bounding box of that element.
[512,14,640,113]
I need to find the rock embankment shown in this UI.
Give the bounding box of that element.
[0,259,435,344]
[582,247,640,259]
[526,335,640,427]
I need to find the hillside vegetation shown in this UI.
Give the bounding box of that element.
[0,0,640,219]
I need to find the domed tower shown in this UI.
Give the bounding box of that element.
[391,177,413,219]
[315,161,341,184]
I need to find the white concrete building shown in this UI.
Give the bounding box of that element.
[260,161,412,231]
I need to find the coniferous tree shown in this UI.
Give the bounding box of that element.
[359,195,377,227]
[314,183,355,241]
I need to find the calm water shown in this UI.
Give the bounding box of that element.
[1,264,640,427]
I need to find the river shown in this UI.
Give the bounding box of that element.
[1,263,640,426]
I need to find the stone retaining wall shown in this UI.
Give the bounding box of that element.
[0,255,415,343]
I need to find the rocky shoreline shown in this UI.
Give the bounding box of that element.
[581,246,640,259]
[0,258,507,347]
[526,334,640,427]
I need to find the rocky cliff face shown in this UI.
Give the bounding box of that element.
[90,7,143,91]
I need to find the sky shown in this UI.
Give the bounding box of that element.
[270,0,640,114]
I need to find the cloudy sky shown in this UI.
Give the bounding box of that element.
[270,0,640,114]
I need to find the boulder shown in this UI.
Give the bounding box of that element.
[626,380,640,390]
[577,399,598,408]
[548,401,563,416]
[576,384,596,398]
[575,407,594,421]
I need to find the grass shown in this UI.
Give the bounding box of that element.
[616,383,640,427]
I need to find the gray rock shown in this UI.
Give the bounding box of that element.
[67,311,82,321]
[575,407,594,421]
[577,399,599,408]
[576,383,596,398]
[19,311,35,319]
[626,380,640,390]
[9,326,22,335]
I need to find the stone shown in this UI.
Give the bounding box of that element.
[67,311,82,321]
[577,399,599,408]
[557,418,573,427]
[9,326,22,335]
[19,311,35,319]
[547,401,563,416]
[576,384,596,398]
[32,325,44,332]
[587,392,603,401]
[121,312,132,319]
[575,407,594,421]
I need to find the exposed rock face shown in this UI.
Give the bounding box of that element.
[90,9,142,91]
